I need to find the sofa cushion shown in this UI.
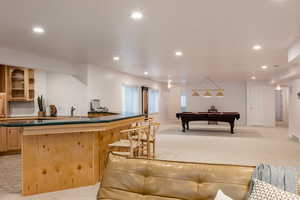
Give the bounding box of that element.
[98,154,255,200]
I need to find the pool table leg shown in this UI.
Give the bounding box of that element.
[181,121,186,132]
[186,121,190,130]
[230,121,234,134]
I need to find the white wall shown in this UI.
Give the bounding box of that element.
[0,47,84,79]
[0,47,89,116]
[246,81,275,127]
[289,79,300,138]
[282,87,289,125]
[86,65,168,122]
[0,47,168,120]
[166,86,182,121]
[8,64,168,122]
[289,39,300,62]
[188,83,246,125]
[166,81,277,127]
[46,72,88,116]
[277,87,289,126]
[166,82,247,125]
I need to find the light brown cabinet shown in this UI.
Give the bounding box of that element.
[0,127,22,152]
[7,66,35,102]
[0,127,7,152]
[0,66,7,93]
[0,93,7,117]
[0,65,35,117]
[6,127,21,150]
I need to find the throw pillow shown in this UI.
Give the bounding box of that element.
[248,179,300,200]
[215,190,233,200]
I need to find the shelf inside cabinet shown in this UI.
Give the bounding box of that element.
[12,77,25,81]
[8,98,28,102]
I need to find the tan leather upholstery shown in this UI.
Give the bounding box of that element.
[98,154,300,200]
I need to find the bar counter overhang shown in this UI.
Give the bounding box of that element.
[0,113,145,196]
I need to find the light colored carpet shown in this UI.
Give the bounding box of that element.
[156,123,300,166]
[0,183,99,200]
[1,123,300,199]
[0,154,21,194]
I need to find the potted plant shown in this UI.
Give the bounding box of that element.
[37,95,46,117]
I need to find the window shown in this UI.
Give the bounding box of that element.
[122,84,139,113]
[181,92,187,112]
[149,89,159,113]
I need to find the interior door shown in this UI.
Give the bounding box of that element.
[247,85,265,126]
[247,84,275,126]
[275,90,283,121]
[141,86,149,115]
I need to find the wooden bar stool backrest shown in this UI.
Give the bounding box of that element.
[149,122,160,141]
[119,126,149,157]
[147,122,160,158]
[135,122,160,159]
[133,117,153,127]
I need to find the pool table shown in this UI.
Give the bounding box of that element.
[176,112,240,134]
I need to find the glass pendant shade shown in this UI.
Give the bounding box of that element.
[216,90,224,97]
[192,89,200,96]
[203,90,212,98]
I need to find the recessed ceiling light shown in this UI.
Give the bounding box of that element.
[175,51,183,56]
[32,26,45,34]
[252,45,262,50]
[261,65,268,69]
[276,85,281,91]
[113,56,120,61]
[168,80,172,89]
[251,76,256,80]
[144,71,148,75]
[130,11,143,20]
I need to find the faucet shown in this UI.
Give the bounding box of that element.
[71,106,76,117]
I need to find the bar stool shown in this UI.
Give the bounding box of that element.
[132,116,153,127]
[140,122,160,159]
[108,126,148,158]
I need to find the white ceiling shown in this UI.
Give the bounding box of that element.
[0,0,300,83]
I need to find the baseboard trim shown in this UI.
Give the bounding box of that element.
[289,133,300,142]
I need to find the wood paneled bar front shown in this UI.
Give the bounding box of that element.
[0,114,144,196]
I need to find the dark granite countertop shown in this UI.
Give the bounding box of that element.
[87,111,118,114]
[0,113,144,127]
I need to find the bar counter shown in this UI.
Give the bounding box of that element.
[0,112,142,127]
[0,113,144,196]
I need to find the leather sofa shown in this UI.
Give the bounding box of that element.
[98,153,300,200]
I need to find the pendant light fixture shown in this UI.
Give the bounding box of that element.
[192,77,224,98]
